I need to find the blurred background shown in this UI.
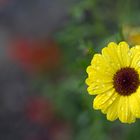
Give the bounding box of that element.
[0,0,140,140]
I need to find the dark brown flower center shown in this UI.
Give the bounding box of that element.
[113,67,139,96]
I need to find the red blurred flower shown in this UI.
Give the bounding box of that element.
[49,121,72,140]
[0,0,11,7]
[8,38,61,73]
[25,97,54,126]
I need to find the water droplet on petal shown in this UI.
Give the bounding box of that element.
[137,61,140,66]
[128,51,132,56]
[121,107,124,111]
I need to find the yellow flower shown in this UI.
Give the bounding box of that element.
[123,25,140,45]
[86,41,140,124]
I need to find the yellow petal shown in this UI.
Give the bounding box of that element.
[91,53,115,76]
[118,96,135,124]
[87,69,113,83]
[93,89,117,110]
[87,85,98,95]
[135,86,140,100]
[107,42,122,69]
[102,43,120,72]
[129,93,140,118]
[107,95,120,121]
[130,45,140,69]
[88,83,113,95]
[85,78,93,86]
[117,42,130,67]
[86,65,94,74]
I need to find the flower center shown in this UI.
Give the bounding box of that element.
[113,67,139,96]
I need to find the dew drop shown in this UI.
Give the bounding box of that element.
[96,66,100,70]
[96,79,100,83]
[136,46,140,49]
[101,101,105,104]
[121,107,124,111]
[102,84,105,87]
[128,52,131,56]
[137,61,140,66]
[109,100,113,105]
[117,63,120,67]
